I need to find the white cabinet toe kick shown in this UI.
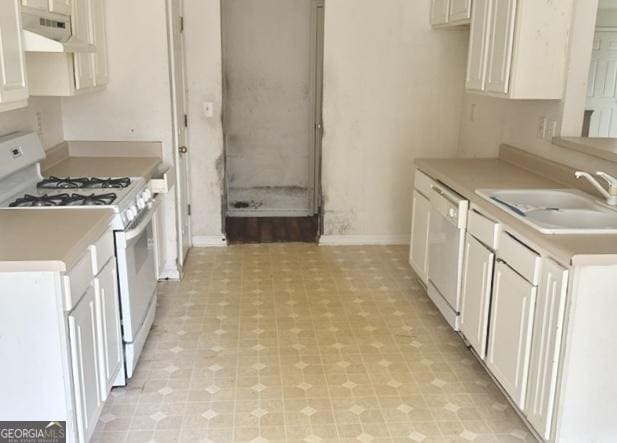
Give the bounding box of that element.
[410,166,617,442]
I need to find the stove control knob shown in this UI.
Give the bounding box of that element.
[143,189,153,202]
[126,208,136,222]
[137,198,146,210]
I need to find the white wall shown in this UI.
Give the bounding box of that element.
[61,0,179,277]
[184,0,225,241]
[0,97,63,149]
[320,0,468,241]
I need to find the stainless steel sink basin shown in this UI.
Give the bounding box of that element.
[476,189,617,234]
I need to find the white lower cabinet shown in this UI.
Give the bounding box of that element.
[460,234,494,359]
[525,260,568,440]
[410,190,431,284]
[94,257,123,401]
[487,260,537,409]
[69,285,103,443]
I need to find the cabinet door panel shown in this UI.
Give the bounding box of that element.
[487,261,536,408]
[485,0,516,94]
[460,234,494,359]
[94,258,123,400]
[410,190,431,284]
[466,0,491,91]
[0,1,29,105]
[525,261,568,440]
[430,0,449,26]
[72,0,95,90]
[21,0,47,10]
[449,0,472,23]
[68,286,102,443]
[49,0,71,15]
[92,0,108,86]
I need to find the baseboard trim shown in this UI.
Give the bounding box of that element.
[319,235,409,246]
[192,235,228,247]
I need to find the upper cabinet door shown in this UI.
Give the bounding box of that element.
[0,0,29,107]
[21,0,47,10]
[466,0,491,91]
[525,260,569,441]
[430,0,449,26]
[72,0,95,90]
[460,234,494,359]
[49,0,72,15]
[487,260,537,409]
[485,0,517,95]
[92,0,108,86]
[449,0,472,23]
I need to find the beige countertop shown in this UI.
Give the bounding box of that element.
[416,158,617,267]
[0,209,114,272]
[43,156,161,180]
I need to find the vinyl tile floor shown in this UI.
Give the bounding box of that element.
[92,244,536,443]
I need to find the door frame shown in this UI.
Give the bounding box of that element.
[166,0,192,275]
[221,0,325,219]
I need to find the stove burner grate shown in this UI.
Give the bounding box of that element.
[37,176,131,189]
[9,193,71,207]
[64,193,117,206]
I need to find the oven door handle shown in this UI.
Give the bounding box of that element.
[124,197,160,242]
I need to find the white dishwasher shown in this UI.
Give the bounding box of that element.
[427,183,469,330]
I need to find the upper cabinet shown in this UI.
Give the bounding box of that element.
[0,0,29,111]
[465,0,574,99]
[431,0,472,27]
[26,0,108,96]
[49,0,72,15]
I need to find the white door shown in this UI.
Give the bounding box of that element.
[466,0,491,91]
[0,0,29,105]
[525,260,568,440]
[72,0,95,91]
[430,0,449,25]
[449,0,472,23]
[222,0,320,216]
[168,0,191,268]
[49,0,71,15]
[460,234,494,359]
[94,258,123,400]
[485,0,516,95]
[68,286,103,443]
[586,31,617,137]
[409,190,431,284]
[91,0,108,86]
[487,261,536,408]
[21,0,47,10]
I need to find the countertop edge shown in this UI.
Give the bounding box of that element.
[415,158,617,268]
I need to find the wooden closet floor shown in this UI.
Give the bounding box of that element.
[225,216,319,244]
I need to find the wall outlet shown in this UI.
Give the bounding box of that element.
[537,117,547,139]
[546,119,558,140]
[469,103,477,123]
[35,112,43,136]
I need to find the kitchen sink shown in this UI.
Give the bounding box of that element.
[476,189,617,234]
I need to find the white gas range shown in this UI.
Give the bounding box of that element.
[0,131,158,383]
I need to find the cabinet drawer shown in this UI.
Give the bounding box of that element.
[64,252,94,310]
[149,164,175,194]
[414,169,434,198]
[498,231,541,285]
[89,230,115,276]
[468,208,500,250]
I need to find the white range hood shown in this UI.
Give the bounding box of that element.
[22,10,95,54]
[22,30,95,53]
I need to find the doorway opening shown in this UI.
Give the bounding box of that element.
[221,0,324,243]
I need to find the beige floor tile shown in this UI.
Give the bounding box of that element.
[92,244,535,443]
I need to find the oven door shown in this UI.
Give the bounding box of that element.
[115,198,159,343]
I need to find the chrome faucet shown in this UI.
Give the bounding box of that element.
[575,171,617,206]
